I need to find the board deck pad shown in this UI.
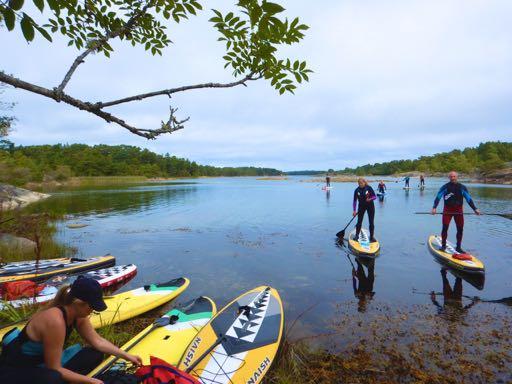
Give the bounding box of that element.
[179,286,283,384]
[348,229,380,257]
[90,296,216,378]
[428,235,484,273]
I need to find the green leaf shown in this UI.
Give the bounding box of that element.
[262,2,285,14]
[32,0,44,12]
[20,14,35,42]
[2,8,16,31]
[35,25,52,41]
[9,0,24,11]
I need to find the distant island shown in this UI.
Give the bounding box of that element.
[0,144,282,186]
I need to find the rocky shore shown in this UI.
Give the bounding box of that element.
[0,184,50,210]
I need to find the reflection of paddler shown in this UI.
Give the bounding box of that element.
[352,258,375,312]
[430,269,478,317]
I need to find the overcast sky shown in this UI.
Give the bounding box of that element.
[2,0,511,171]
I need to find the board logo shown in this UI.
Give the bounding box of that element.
[182,336,201,367]
[246,357,271,384]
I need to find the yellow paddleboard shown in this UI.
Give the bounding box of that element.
[0,256,116,284]
[0,277,189,340]
[428,235,484,273]
[89,296,216,378]
[348,229,380,257]
[178,286,284,384]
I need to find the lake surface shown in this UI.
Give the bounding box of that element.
[28,177,512,344]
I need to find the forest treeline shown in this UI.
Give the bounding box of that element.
[0,144,282,185]
[337,141,512,176]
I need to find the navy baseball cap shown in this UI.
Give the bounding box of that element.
[70,276,107,312]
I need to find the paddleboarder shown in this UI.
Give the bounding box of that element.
[326,174,331,188]
[420,174,425,188]
[352,178,377,242]
[431,171,481,253]
[403,176,410,188]
[377,180,386,194]
[0,276,142,384]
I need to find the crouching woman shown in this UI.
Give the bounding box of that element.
[0,276,141,384]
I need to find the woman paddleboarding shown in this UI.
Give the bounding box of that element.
[352,178,377,242]
[0,276,142,384]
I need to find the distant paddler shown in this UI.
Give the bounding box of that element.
[377,180,386,195]
[420,174,426,188]
[326,174,331,188]
[352,177,377,242]
[403,176,410,188]
[431,171,481,253]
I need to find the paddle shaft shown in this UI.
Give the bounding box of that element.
[94,317,173,377]
[336,215,357,238]
[415,212,511,219]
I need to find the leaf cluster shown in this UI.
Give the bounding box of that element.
[212,0,312,94]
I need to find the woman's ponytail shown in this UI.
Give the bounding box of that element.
[44,284,75,309]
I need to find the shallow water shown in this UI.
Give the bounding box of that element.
[26,177,512,342]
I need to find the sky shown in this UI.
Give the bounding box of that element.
[2,0,512,171]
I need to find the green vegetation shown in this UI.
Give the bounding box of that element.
[338,141,512,176]
[0,144,282,186]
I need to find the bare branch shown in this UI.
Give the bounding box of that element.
[55,1,155,95]
[0,71,180,139]
[97,72,259,108]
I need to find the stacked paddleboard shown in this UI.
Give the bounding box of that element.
[348,229,380,257]
[0,264,137,309]
[0,255,116,284]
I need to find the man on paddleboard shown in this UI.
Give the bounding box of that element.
[431,171,481,252]
[420,174,425,188]
[377,180,386,194]
[326,174,331,188]
[403,176,410,188]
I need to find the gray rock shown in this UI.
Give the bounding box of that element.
[0,184,50,210]
[0,233,36,252]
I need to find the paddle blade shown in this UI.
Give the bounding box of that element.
[336,229,345,239]
[498,213,512,220]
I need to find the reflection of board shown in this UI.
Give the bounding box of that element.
[428,235,484,273]
[1,264,137,309]
[178,286,283,384]
[403,187,411,190]
[90,297,216,378]
[0,256,116,283]
[377,192,385,197]
[322,186,332,190]
[348,229,380,257]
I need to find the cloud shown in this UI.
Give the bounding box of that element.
[3,0,512,170]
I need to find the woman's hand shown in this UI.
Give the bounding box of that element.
[123,353,143,366]
[352,211,357,217]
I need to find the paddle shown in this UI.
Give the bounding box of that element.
[336,215,356,239]
[94,314,179,377]
[415,212,512,220]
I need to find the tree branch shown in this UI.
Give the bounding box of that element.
[97,72,260,108]
[0,71,183,139]
[55,1,154,95]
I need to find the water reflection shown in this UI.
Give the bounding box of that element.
[352,257,375,313]
[430,269,479,320]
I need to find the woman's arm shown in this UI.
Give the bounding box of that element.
[41,314,102,384]
[76,318,142,366]
[353,189,358,213]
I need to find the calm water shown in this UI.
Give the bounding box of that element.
[28,177,512,342]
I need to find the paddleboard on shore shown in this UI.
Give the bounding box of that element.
[90,296,216,378]
[428,235,484,274]
[0,277,189,340]
[0,256,116,284]
[178,286,284,384]
[348,228,380,257]
[0,264,137,309]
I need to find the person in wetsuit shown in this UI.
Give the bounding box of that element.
[0,276,142,384]
[403,176,410,188]
[352,178,377,242]
[420,174,425,188]
[326,174,331,187]
[377,180,386,194]
[431,171,481,252]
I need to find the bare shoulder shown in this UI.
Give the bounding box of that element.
[28,307,66,339]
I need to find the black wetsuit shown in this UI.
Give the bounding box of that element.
[326,176,331,187]
[353,185,376,239]
[377,183,386,193]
